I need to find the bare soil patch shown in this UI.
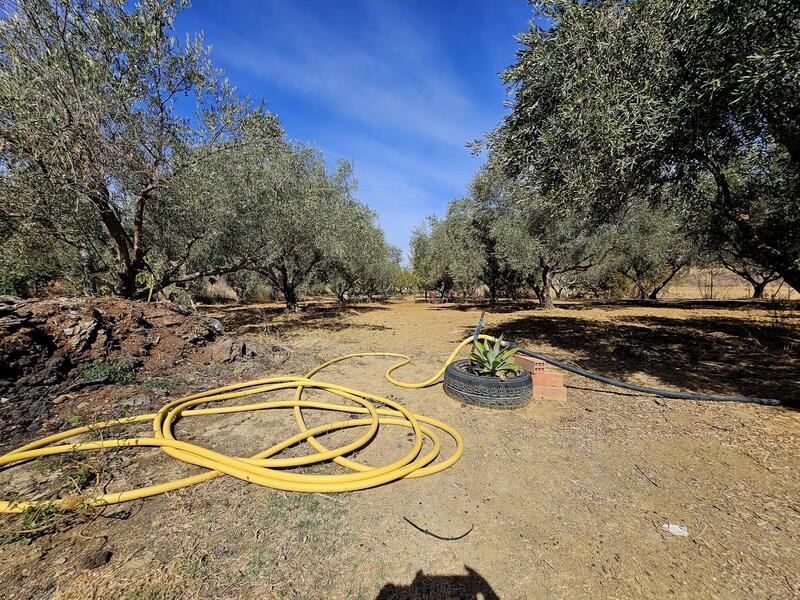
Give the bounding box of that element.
[0,296,227,451]
[1,298,798,599]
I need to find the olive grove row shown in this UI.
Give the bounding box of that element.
[411,0,799,306]
[0,0,401,308]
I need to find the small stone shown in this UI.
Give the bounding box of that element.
[662,523,689,537]
[63,327,74,336]
[53,557,67,565]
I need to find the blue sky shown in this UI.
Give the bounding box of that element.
[175,0,536,258]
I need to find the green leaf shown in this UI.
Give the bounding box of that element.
[498,347,519,361]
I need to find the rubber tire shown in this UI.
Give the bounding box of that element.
[443,360,532,408]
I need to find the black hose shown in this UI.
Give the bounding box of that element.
[506,343,785,407]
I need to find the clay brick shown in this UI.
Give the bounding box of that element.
[514,354,549,374]
[533,371,565,388]
[533,385,568,401]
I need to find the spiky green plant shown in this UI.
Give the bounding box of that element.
[468,337,522,378]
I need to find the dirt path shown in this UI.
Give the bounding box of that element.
[1,299,798,599]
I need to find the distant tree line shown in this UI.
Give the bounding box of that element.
[413,0,799,304]
[0,0,403,308]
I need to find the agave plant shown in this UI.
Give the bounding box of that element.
[468,336,522,378]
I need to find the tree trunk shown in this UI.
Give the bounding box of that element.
[708,161,800,294]
[649,264,686,300]
[276,264,298,310]
[283,284,299,310]
[88,184,137,297]
[777,267,800,294]
[752,280,767,299]
[540,266,554,309]
[78,245,98,295]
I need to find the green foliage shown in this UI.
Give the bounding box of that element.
[608,203,693,300]
[496,0,800,293]
[468,337,521,377]
[0,0,281,298]
[139,376,184,394]
[411,169,529,301]
[0,0,399,306]
[409,222,440,293]
[76,358,139,384]
[323,200,401,303]
[0,253,60,297]
[0,501,79,545]
[231,145,398,308]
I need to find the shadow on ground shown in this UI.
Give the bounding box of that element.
[484,309,799,405]
[427,300,539,314]
[555,298,800,313]
[208,301,390,335]
[432,298,800,314]
[375,566,499,600]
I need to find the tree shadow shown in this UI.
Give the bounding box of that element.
[428,300,540,314]
[375,566,499,600]
[208,301,390,334]
[485,311,799,406]
[431,298,800,314]
[554,298,800,312]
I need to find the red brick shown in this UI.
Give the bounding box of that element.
[533,371,565,388]
[514,354,549,374]
[533,385,568,401]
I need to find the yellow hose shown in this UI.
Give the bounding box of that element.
[0,336,489,513]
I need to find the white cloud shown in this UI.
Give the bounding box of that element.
[212,4,492,148]
[198,1,509,256]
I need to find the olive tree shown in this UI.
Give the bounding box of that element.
[492,198,607,308]
[242,144,361,309]
[411,200,515,302]
[324,202,397,304]
[359,245,404,300]
[496,0,800,292]
[410,219,453,297]
[608,203,694,300]
[0,0,281,298]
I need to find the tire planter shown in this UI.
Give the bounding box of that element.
[443,359,532,408]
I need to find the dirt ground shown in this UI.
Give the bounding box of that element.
[1,298,798,599]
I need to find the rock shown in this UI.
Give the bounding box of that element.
[661,523,689,537]
[0,296,223,450]
[207,339,274,363]
[208,318,224,334]
[210,340,246,363]
[123,396,146,407]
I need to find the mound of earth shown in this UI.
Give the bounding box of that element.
[0,296,223,443]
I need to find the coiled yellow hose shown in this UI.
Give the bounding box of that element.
[0,336,489,513]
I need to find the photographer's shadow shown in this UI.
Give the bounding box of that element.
[375,565,499,599]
